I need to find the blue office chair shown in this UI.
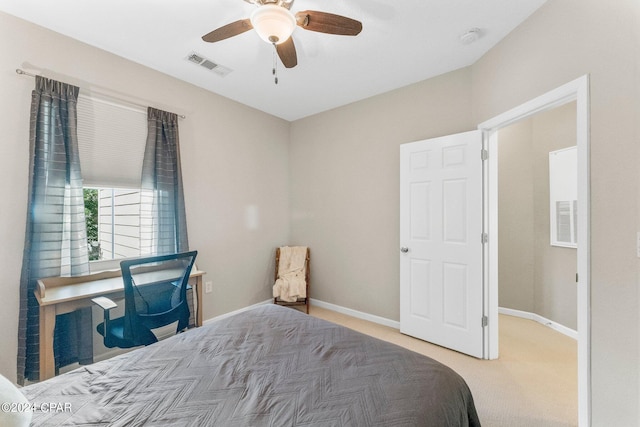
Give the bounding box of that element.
[92,251,197,348]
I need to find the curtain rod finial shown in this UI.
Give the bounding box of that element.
[16,68,36,77]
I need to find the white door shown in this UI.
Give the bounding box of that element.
[400,130,484,358]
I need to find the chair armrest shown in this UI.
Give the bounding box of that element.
[92,296,117,311]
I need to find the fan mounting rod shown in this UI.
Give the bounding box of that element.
[244,0,295,10]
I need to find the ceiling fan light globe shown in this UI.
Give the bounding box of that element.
[250,4,296,45]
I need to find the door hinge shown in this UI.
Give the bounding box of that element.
[576,273,579,283]
[481,233,488,244]
[482,316,488,327]
[481,149,488,161]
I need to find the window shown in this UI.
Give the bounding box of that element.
[77,94,148,265]
[84,187,152,261]
[549,146,577,248]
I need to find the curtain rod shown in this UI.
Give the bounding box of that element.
[16,68,186,119]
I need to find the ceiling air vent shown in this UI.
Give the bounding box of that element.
[200,59,218,70]
[186,52,232,77]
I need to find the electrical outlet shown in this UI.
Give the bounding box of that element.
[205,281,213,294]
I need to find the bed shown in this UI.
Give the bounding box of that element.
[22,304,481,426]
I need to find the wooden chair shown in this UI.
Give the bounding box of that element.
[274,247,310,314]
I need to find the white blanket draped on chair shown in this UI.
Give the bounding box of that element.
[273,246,308,302]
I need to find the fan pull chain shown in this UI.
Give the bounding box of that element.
[272,43,279,85]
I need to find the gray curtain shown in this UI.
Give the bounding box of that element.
[17,76,91,383]
[141,107,189,255]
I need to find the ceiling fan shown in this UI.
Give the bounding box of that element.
[201,0,363,69]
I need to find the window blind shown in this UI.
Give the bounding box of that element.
[77,94,147,188]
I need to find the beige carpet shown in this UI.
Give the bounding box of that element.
[308,306,577,427]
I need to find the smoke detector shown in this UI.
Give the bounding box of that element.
[460,28,482,45]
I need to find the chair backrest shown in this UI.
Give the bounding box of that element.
[120,251,197,345]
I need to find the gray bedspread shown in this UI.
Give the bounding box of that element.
[22,304,481,426]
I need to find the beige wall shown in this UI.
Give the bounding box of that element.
[290,69,474,320]
[497,119,536,314]
[291,0,639,424]
[498,103,578,330]
[0,12,290,382]
[532,103,578,330]
[472,0,639,424]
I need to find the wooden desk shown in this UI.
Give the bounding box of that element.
[35,268,205,381]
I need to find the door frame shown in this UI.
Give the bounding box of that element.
[477,75,590,426]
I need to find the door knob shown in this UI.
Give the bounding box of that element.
[400,247,409,253]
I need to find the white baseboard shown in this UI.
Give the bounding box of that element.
[203,299,272,325]
[203,298,401,330]
[499,307,578,340]
[88,303,574,370]
[309,298,400,329]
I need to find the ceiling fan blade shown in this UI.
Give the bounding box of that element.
[202,19,253,43]
[295,10,362,36]
[276,37,298,68]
